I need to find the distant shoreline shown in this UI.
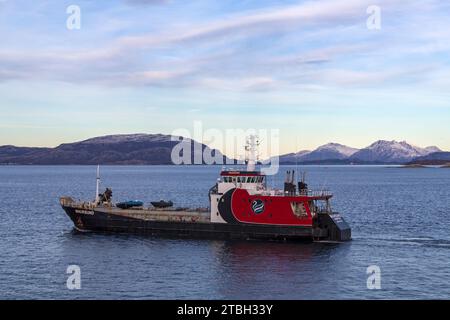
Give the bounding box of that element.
[0,163,407,167]
[2,134,449,166]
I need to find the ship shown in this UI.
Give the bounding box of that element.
[60,136,351,242]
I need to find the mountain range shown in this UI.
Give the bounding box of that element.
[407,152,450,165]
[0,135,448,165]
[0,134,231,165]
[277,140,446,164]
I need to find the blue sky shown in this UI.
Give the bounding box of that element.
[0,0,449,153]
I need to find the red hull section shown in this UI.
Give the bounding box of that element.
[230,188,313,226]
[217,188,313,227]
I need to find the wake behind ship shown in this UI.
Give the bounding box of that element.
[60,137,351,242]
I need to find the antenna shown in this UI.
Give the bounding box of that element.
[295,136,299,179]
[95,165,100,203]
[245,135,259,172]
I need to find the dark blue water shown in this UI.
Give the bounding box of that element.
[0,165,449,299]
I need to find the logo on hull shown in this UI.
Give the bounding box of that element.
[251,199,265,214]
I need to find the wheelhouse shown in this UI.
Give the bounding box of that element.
[222,175,265,184]
[218,170,266,193]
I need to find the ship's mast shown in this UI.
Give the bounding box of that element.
[95,165,100,203]
[245,135,259,172]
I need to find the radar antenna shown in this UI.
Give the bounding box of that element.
[245,135,260,172]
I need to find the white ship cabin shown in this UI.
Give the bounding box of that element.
[218,170,266,194]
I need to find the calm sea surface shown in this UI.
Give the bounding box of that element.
[0,165,449,300]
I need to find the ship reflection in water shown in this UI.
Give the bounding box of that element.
[209,240,350,299]
[58,231,352,300]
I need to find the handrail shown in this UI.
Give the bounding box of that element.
[305,190,333,197]
[59,197,97,209]
[257,189,332,197]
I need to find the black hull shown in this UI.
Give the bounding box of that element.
[62,205,315,242]
[62,205,351,242]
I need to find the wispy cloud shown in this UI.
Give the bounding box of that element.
[0,0,449,93]
[118,0,371,48]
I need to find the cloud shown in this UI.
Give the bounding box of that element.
[123,69,193,86]
[0,0,449,92]
[197,77,279,91]
[118,0,374,49]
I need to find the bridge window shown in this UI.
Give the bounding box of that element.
[222,175,265,183]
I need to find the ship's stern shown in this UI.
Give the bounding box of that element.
[313,212,352,242]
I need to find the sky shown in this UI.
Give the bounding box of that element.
[0,0,449,154]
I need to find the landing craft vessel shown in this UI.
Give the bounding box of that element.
[60,137,351,242]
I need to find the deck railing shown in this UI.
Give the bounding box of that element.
[304,190,333,197]
[257,189,332,197]
[59,197,96,209]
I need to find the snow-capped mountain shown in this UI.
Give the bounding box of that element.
[301,143,359,161]
[274,150,310,163]
[0,134,232,165]
[423,146,441,154]
[277,140,442,164]
[349,140,441,163]
[278,143,359,163]
[80,133,176,144]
